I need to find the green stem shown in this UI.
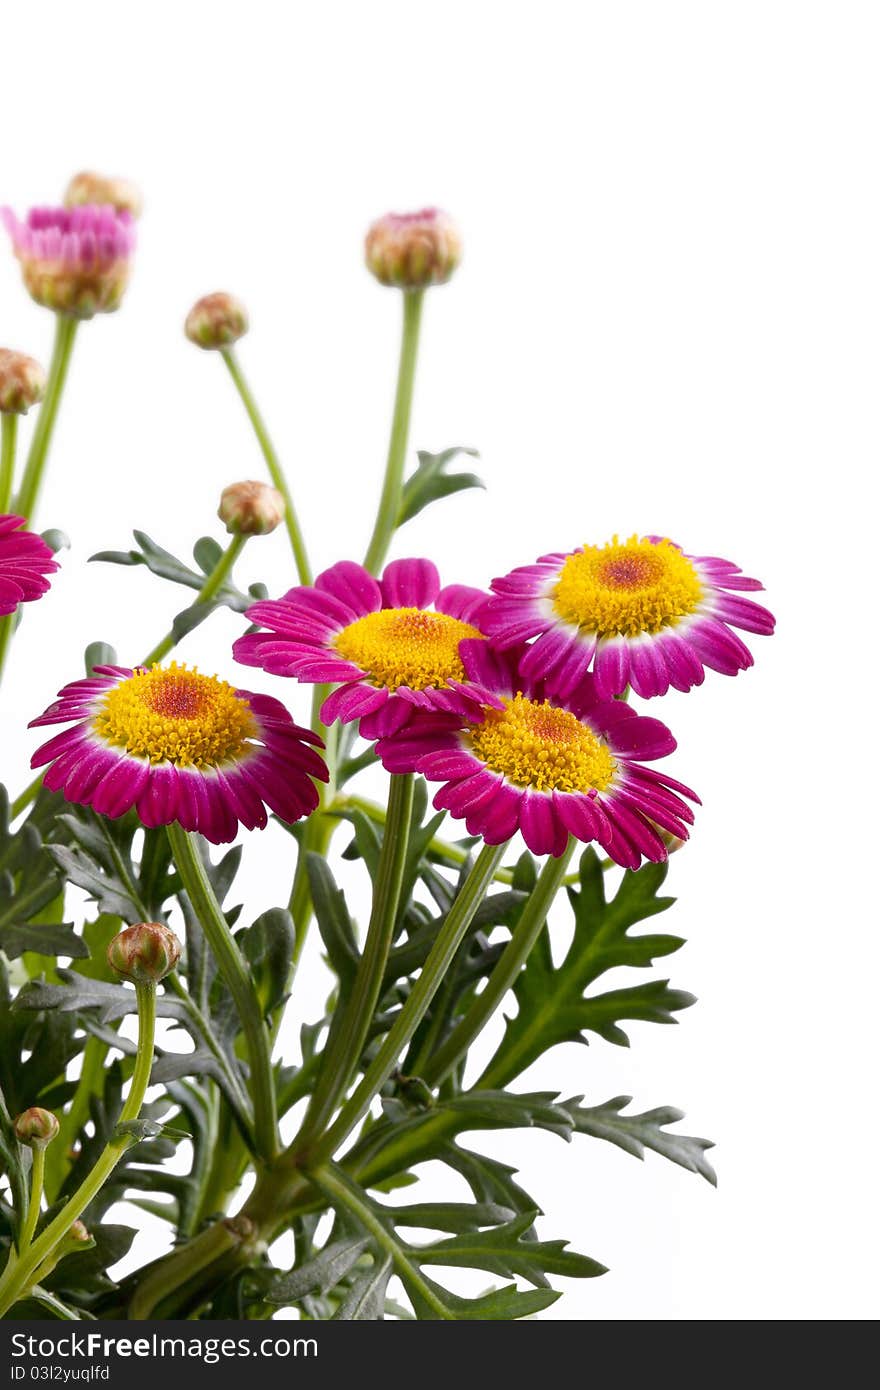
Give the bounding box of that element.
[220,349,312,585]
[297,774,415,1152]
[309,1163,451,1318]
[306,841,507,1165]
[166,824,278,1161]
[363,290,424,573]
[17,1147,45,1255]
[140,533,248,667]
[14,315,79,523]
[423,838,577,1087]
[0,980,155,1317]
[0,414,17,513]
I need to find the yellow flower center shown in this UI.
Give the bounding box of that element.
[468,693,616,793]
[334,607,483,691]
[552,535,703,637]
[93,664,257,766]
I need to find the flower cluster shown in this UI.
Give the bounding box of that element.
[232,536,774,867]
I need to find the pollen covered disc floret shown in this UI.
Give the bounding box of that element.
[334,607,482,692]
[29,662,328,844]
[484,534,776,700]
[376,641,699,867]
[234,557,498,738]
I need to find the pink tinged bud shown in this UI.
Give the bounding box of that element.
[218,480,285,536]
[107,922,181,984]
[365,208,462,289]
[0,348,46,414]
[14,1107,60,1150]
[64,172,143,220]
[185,292,249,349]
[68,1219,91,1243]
[1,204,136,319]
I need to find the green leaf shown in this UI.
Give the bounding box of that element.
[407,1272,559,1321]
[0,922,88,961]
[265,1235,369,1305]
[408,1209,606,1287]
[385,1201,515,1233]
[332,1257,392,1320]
[90,531,251,612]
[84,642,117,675]
[239,908,295,1015]
[399,447,483,525]
[350,1090,573,1191]
[480,848,690,1087]
[307,855,360,987]
[566,1095,716,1185]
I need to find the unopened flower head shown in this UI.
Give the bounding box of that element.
[0,348,46,414]
[64,171,143,220]
[1,204,137,318]
[219,480,285,536]
[68,1220,91,1243]
[30,661,327,844]
[14,1107,60,1150]
[365,208,462,289]
[185,292,249,349]
[107,922,181,984]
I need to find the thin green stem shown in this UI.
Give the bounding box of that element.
[0,980,156,1317]
[14,315,79,523]
[166,824,278,1160]
[0,414,18,513]
[363,291,424,574]
[140,532,248,667]
[220,349,312,585]
[423,838,577,1087]
[17,1147,45,1255]
[297,774,415,1151]
[306,841,507,1165]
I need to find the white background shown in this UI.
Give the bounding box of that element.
[1,0,877,1321]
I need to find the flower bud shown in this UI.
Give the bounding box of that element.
[365,208,462,289]
[185,292,249,349]
[68,1219,91,1243]
[2,205,136,318]
[14,1107,60,1150]
[107,922,181,984]
[218,480,285,536]
[0,348,46,414]
[64,171,143,220]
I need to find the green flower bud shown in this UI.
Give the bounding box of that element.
[218,480,285,536]
[185,292,249,349]
[0,348,46,415]
[107,922,181,984]
[365,208,462,289]
[13,1107,60,1150]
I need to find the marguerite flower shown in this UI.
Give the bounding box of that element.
[484,535,775,700]
[30,662,327,843]
[376,642,698,867]
[0,515,58,616]
[234,558,498,738]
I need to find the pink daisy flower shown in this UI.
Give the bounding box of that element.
[234,558,499,739]
[375,642,698,867]
[30,662,327,844]
[0,514,58,616]
[484,535,775,701]
[2,204,136,318]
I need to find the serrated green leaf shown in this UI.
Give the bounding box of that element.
[0,922,88,961]
[408,1210,605,1287]
[480,848,688,1087]
[566,1095,716,1185]
[332,1256,392,1320]
[239,907,295,1015]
